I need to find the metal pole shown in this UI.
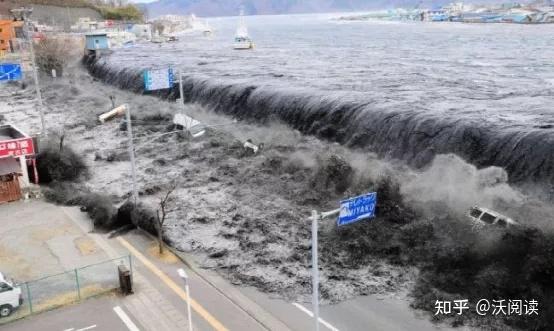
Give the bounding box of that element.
[25,282,33,313]
[184,278,193,331]
[24,15,46,136]
[178,269,193,331]
[178,72,191,131]
[75,269,81,300]
[311,210,320,331]
[125,106,138,205]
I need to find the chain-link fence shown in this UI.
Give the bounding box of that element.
[0,255,132,324]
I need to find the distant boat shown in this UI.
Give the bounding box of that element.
[203,19,213,37]
[233,9,254,50]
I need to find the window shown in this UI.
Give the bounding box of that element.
[480,213,496,224]
[469,208,482,218]
[0,282,12,293]
[496,219,507,227]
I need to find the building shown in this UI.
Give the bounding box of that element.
[0,125,37,204]
[0,20,15,52]
[131,24,152,40]
[71,17,103,32]
[85,32,109,51]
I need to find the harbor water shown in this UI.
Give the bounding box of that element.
[89,14,554,186]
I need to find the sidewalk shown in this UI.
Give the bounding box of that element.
[62,206,197,331]
[62,206,287,331]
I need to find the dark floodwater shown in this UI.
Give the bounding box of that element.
[92,14,554,184]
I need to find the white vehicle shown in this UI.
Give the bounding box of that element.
[0,272,23,317]
[233,9,254,50]
[173,113,206,138]
[468,206,518,228]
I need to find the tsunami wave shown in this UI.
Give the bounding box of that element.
[85,55,554,187]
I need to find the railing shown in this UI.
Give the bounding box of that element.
[0,255,132,324]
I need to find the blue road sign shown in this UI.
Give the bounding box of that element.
[144,68,174,91]
[0,63,22,82]
[337,192,377,226]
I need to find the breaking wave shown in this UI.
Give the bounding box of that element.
[85,56,554,187]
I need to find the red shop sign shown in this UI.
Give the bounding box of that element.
[0,137,35,158]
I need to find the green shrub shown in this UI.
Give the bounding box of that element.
[43,182,118,229]
[98,5,144,21]
[118,201,157,235]
[36,143,87,183]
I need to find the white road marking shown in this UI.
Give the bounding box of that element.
[63,325,96,331]
[292,302,340,331]
[113,306,141,331]
[76,326,97,331]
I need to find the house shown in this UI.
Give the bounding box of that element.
[131,24,152,40]
[71,17,97,32]
[0,20,15,52]
[85,32,109,51]
[0,125,37,203]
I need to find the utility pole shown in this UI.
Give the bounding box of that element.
[178,72,192,130]
[311,210,320,331]
[20,8,46,136]
[310,207,340,331]
[125,106,139,205]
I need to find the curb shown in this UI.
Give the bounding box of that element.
[137,228,292,331]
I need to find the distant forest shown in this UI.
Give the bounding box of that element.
[0,0,144,21]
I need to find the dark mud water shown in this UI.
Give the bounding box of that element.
[6,55,553,329]
[87,14,554,187]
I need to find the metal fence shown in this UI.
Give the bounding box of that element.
[1,255,132,324]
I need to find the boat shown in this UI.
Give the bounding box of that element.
[233,9,254,50]
[203,19,213,37]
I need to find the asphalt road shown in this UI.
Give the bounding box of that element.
[239,287,454,331]
[2,296,143,331]
[2,204,457,331]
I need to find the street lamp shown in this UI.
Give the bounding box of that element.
[177,268,193,331]
[11,7,46,136]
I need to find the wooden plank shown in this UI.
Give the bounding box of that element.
[0,176,21,203]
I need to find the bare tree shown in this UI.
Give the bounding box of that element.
[153,22,165,36]
[155,182,178,254]
[35,37,81,76]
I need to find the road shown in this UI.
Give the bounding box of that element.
[2,296,142,331]
[2,204,454,331]
[239,287,454,331]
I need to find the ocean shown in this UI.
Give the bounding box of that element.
[90,13,554,186]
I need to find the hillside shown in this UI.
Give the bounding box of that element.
[144,0,515,17]
[0,1,143,23]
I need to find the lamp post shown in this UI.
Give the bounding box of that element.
[13,7,46,136]
[177,268,193,331]
[310,208,340,331]
[125,105,138,205]
[97,104,138,205]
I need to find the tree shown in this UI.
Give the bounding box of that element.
[35,37,77,76]
[155,182,178,254]
[153,22,165,36]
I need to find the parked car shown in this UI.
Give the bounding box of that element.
[468,206,518,228]
[0,272,23,317]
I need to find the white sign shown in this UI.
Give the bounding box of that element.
[144,68,174,91]
[338,192,377,226]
